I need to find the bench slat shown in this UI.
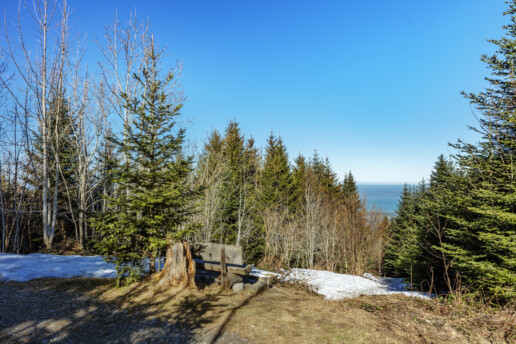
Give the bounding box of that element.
[194,259,252,275]
[193,242,244,265]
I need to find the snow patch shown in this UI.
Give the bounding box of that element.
[0,253,117,282]
[251,268,431,300]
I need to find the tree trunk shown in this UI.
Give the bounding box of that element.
[156,241,196,289]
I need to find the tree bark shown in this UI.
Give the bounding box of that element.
[156,241,196,289]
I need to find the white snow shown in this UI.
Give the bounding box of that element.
[0,253,117,281]
[250,267,431,300]
[0,253,430,300]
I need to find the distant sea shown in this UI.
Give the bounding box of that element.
[357,184,405,217]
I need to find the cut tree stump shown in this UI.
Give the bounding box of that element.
[155,241,196,289]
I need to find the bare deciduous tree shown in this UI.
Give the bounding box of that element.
[0,0,71,249]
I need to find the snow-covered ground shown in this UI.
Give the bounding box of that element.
[250,267,430,299]
[0,253,117,281]
[0,253,430,300]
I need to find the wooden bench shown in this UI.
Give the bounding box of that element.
[192,242,253,276]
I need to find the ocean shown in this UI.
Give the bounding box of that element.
[357,184,405,217]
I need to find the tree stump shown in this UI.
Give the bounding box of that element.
[156,241,196,289]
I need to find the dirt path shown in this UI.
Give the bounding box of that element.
[0,278,252,344]
[0,278,513,344]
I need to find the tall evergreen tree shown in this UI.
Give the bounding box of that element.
[443,3,516,300]
[261,133,291,208]
[92,43,197,283]
[310,152,339,196]
[289,154,307,214]
[341,172,359,200]
[218,121,245,244]
[240,137,261,260]
[260,133,292,264]
[194,130,226,243]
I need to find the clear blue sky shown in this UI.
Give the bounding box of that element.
[2,0,508,183]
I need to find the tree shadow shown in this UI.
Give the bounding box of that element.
[208,286,266,344]
[0,273,237,344]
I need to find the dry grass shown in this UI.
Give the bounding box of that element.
[0,277,513,344]
[224,283,515,344]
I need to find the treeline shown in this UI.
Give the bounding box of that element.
[190,123,387,274]
[384,4,516,303]
[0,0,387,279]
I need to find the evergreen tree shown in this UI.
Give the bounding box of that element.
[310,152,339,196]
[417,156,464,293]
[194,130,226,243]
[218,121,245,244]
[341,172,359,200]
[92,44,197,283]
[289,154,307,214]
[259,133,292,264]
[240,137,261,261]
[443,3,516,300]
[260,133,291,208]
[383,182,427,283]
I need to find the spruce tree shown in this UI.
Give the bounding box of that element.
[444,2,516,300]
[92,43,197,283]
[218,121,245,244]
[240,137,261,260]
[383,184,426,283]
[341,172,359,200]
[260,133,291,208]
[289,154,307,214]
[194,130,225,242]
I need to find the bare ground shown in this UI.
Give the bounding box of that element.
[0,277,514,344]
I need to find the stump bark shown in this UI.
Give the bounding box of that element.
[156,241,196,289]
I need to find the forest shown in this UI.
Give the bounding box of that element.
[0,0,514,305]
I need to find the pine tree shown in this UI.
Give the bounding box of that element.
[217,121,245,244]
[240,137,261,261]
[194,130,226,243]
[92,43,197,284]
[260,133,291,208]
[341,172,359,200]
[442,2,516,301]
[289,154,307,214]
[383,184,425,282]
[416,156,465,293]
[260,133,292,264]
[310,152,339,196]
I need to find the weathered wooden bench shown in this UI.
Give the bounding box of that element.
[192,242,253,276]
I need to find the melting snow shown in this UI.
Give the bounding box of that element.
[250,267,430,299]
[0,253,430,299]
[0,253,117,281]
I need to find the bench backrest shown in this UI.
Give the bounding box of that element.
[192,242,244,266]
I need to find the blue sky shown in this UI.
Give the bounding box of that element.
[2,0,508,183]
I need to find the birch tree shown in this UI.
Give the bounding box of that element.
[0,0,71,249]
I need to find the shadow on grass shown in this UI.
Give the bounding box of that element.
[0,274,233,344]
[208,286,265,344]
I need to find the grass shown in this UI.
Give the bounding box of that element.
[1,276,514,344]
